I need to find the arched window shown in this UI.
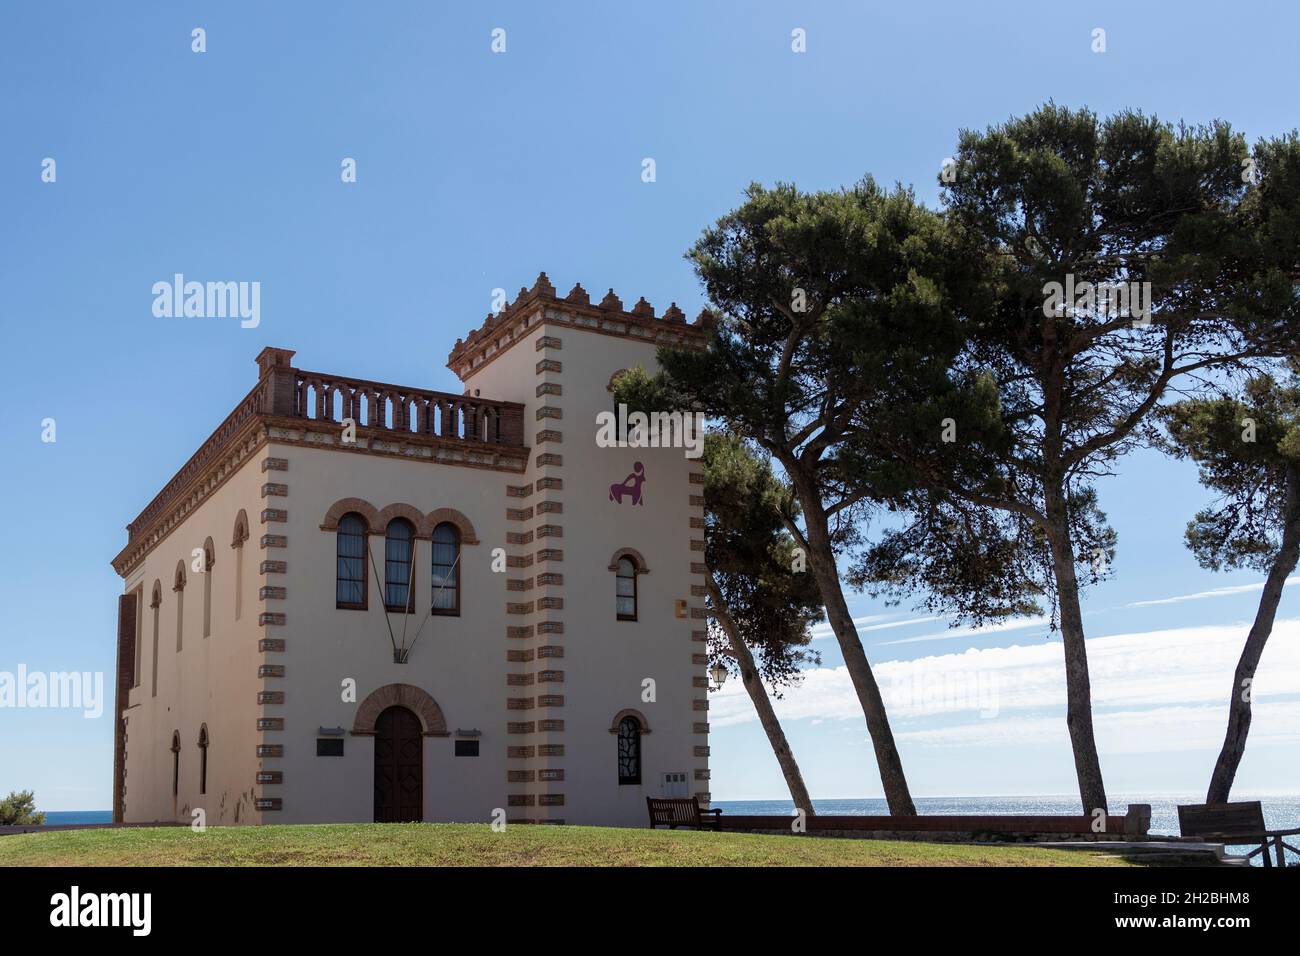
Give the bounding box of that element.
[150,581,162,698]
[336,513,367,609]
[173,562,186,652]
[132,586,144,689]
[197,725,209,795]
[617,715,642,785]
[232,510,249,621]
[171,731,181,797]
[202,538,215,638]
[616,557,637,621]
[431,523,460,615]
[384,519,415,613]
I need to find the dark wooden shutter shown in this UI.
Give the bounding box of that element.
[112,592,138,822]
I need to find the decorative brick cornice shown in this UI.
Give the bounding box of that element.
[114,422,266,576]
[113,349,527,578]
[448,273,708,382]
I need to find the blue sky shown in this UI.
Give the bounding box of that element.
[2,1,1298,810]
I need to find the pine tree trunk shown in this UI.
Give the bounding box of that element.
[1043,483,1109,815]
[797,485,917,815]
[705,573,816,815]
[1207,468,1300,804]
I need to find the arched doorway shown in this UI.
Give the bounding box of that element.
[374,706,423,822]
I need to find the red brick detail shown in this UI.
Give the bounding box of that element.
[425,507,480,544]
[608,708,652,733]
[351,683,448,736]
[320,497,381,532]
[607,547,649,572]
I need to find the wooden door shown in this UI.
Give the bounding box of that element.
[374,706,423,822]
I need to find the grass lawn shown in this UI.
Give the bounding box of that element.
[0,823,1135,867]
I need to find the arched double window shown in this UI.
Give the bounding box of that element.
[617,715,643,785]
[384,519,415,613]
[336,513,367,609]
[430,523,460,615]
[198,725,209,795]
[170,731,181,797]
[616,557,638,621]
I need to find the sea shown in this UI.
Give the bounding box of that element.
[40,810,112,826]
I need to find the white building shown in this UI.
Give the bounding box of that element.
[110,274,711,826]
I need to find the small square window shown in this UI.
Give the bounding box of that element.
[455,740,480,757]
[316,738,344,757]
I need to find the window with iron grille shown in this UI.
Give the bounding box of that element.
[617,716,641,784]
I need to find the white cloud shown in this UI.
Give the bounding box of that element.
[1127,577,1300,608]
[709,618,1300,757]
[810,614,943,641]
[877,615,1051,646]
[896,702,1300,754]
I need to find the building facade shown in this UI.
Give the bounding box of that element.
[111,274,712,827]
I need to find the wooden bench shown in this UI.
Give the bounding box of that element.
[647,796,723,830]
[1178,801,1300,868]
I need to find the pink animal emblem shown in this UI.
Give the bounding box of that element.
[609,462,646,506]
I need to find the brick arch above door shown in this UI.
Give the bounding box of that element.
[351,683,449,737]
